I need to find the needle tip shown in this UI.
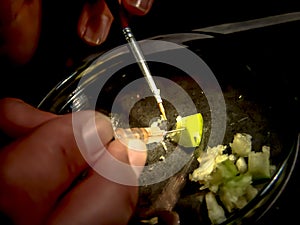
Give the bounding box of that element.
[158,102,167,121]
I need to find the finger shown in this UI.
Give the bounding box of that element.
[92,138,147,180]
[78,0,113,46]
[0,0,24,23]
[126,139,148,177]
[122,0,154,16]
[0,0,41,64]
[0,98,57,138]
[45,170,138,225]
[0,110,114,225]
[46,140,145,225]
[77,122,147,185]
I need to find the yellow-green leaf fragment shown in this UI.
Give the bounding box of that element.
[173,113,203,147]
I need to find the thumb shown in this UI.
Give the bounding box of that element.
[0,110,113,225]
[126,139,147,177]
[73,112,147,186]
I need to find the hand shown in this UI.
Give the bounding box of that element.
[78,0,154,46]
[0,98,147,225]
[0,0,154,65]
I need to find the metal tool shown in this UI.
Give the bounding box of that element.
[105,0,167,120]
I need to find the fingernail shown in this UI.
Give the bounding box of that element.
[73,111,113,165]
[83,13,112,46]
[127,0,153,14]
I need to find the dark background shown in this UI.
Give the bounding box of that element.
[1,0,299,224]
[1,0,300,106]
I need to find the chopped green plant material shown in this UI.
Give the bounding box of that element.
[219,174,253,212]
[205,192,226,225]
[190,145,228,186]
[229,133,252,157]
[236,157,247,174]
[171,113,203,148]
[209,160,239,189]
[248,146,271,180]
[190,133,275,224]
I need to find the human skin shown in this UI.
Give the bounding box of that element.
[0,0,154,65]
[0,98,147,225]
[0,1,153,223]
